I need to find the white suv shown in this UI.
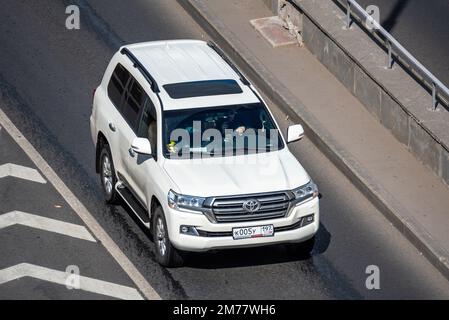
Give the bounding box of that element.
[90,40,319,267]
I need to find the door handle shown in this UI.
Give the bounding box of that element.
[128,147,136,158]
[109,123,116,132]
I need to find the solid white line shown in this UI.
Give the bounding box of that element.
[0,263,143,300]
[0,211,96,242]
[0,108,160,300]
[0,163,46,184]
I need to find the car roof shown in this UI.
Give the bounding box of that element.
[122,40,259,110]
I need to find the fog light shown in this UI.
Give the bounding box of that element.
[300,214,315,227]
[180,225,199,236]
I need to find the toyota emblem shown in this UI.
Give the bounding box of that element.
[242,199,261,213]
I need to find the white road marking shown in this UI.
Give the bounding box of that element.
[0,263,143,300]
[0,211,96,242]
[0,163,46,184]
[0,108,160,300]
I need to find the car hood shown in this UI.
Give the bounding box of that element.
[163,149,310,197]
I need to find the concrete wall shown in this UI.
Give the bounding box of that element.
[268,0,449,188]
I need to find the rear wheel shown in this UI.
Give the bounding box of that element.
[99,144,119,204]
[152,206,184,267]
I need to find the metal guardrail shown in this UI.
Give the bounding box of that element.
[341,0,449,110]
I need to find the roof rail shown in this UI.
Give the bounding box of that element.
[120,47,160,93]
[207,41,250,86]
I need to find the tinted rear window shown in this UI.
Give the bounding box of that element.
[163,80,243,99]
[123,80,147,129]
[107,64,130,108]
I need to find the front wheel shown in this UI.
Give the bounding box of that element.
[152,206,184,267]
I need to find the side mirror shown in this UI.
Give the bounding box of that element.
[131,137,152,155]
[287,124,304,143]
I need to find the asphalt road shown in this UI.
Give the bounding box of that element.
[356,0,449,88]
[1,0,449,299]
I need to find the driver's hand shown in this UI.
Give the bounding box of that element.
[234,126,246,135]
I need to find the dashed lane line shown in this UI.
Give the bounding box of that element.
[0,163,46,184]
[0,263,143,300]
[0,211,96,242]
[0,108,161,300]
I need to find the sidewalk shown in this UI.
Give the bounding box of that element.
[180,0,449,278]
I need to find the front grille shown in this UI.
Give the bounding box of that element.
[209,192,292,223]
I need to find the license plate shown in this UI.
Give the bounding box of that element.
[232,225,274,240]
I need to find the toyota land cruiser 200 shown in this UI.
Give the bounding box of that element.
[90,40,319,266]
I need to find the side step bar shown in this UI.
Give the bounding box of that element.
[115,182,150,227]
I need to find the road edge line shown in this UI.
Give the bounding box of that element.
[0,108,161,300]
[177,0,449,281]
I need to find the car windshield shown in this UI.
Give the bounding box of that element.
[163,103,284,159]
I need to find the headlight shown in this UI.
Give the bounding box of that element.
[292,180,318,203]
[168,190,205,212]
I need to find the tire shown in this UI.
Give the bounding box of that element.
[99,144,119,204]
[286,235,315,257]
[152,206,184,267]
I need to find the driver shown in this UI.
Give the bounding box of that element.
[221,109,246,136]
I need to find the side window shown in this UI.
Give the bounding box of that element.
[138,98,157,155]
[107,64,130,108]
[123,79,147,130]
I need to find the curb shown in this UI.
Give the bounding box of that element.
[177,0,449,280]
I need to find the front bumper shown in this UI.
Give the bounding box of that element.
[166,197,319,252]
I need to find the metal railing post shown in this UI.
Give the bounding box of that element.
[387,41,393,69]
[346,1,351,29]
[432,83,437,110]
